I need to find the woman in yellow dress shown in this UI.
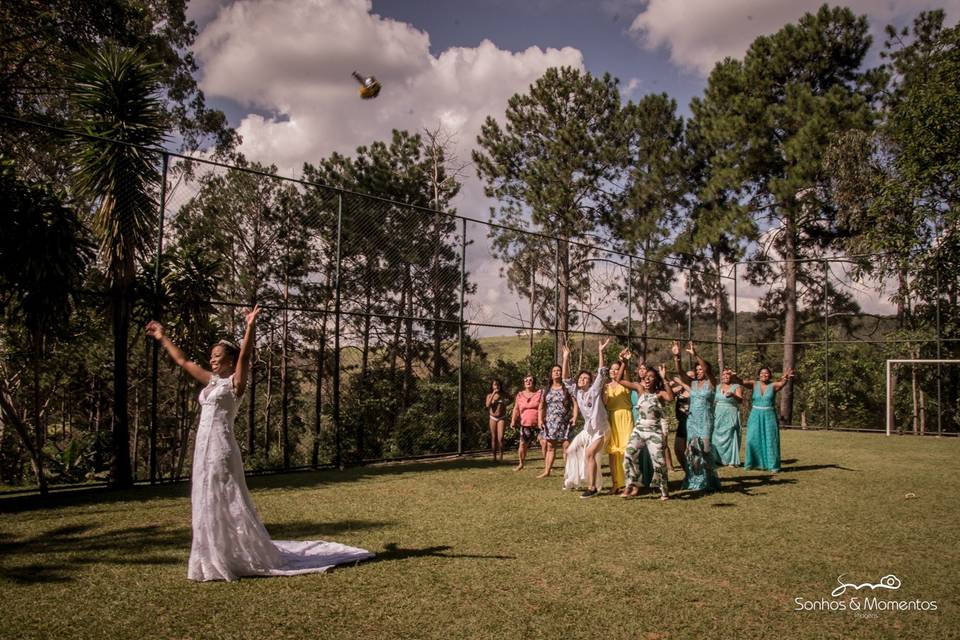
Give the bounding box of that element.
[603,348,634,494]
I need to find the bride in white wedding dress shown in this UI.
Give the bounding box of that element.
[147,305,373,581]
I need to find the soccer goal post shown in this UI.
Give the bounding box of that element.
[885,359,960,436]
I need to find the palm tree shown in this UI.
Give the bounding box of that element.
[0,158,93,494]
[71,45,165,488]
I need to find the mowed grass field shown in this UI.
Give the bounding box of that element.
[0,430,958,640]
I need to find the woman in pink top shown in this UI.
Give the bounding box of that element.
[510,374,543,471]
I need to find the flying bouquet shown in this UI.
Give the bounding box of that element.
[352,71,382,99]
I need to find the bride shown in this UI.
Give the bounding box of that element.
[147,305,373,581]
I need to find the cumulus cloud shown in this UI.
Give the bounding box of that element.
[629,0,960,76]
[194,0,582,175]
[192,0,583,335]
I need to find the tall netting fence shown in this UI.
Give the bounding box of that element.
[0,117,956,491]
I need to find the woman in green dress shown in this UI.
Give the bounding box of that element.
[671,341,720,493]
[739,366,794,472]
[711,369,743,466]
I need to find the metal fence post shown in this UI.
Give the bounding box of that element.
[333,193,344,468]
[936,266,942,436]
[733,262,739,372]
[458,218,466,456]
[149,152,168,484]
[823,260,830,429]
[627,256,633,348]
[686,268,693,369]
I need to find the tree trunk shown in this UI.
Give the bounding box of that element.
[312,312,327,468]
[558,240,570,350]
[529,258,536,367]
[919,390,927,435]
[361,271,372,380]
[264,327,274,456]
[0,378,47,494]
[174,396,193,481]
[132,374,140,477]
[779,215,797,424]
[32,332,47,493]
[246,320,257,456]
[110,286,133,488]
[402,264,414,408]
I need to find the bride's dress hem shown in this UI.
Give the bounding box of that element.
[189,374,374,583]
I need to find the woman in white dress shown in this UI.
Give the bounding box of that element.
[562,338,611,498]
[146,305,373,582]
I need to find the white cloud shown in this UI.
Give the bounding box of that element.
[629,0,960,76]
[194,0,582,175]
[193,0,584,337]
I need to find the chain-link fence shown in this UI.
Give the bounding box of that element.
[1,116,957,490]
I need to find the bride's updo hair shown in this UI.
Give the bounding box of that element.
[216,339,240,364]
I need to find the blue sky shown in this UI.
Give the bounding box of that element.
[369,0,705,110]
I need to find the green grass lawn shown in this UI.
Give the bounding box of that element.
[1,430,958,640]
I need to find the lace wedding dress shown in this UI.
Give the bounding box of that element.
[188,374,374,581]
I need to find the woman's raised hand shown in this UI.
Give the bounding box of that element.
[146,321,165,341]
[658,364,667,378]
[671,340,680,357]
[619,348,632,361]
[599,337,612,352]
[561,342,570,359]
[245,304,262,327]
[685,341,697,356]
[783,368,796,380]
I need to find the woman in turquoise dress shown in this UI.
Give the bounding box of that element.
[671,341,720,492]
[738,366,794,472]
[711,369,743,466]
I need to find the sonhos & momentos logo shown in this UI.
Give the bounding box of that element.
[794,575,938,614]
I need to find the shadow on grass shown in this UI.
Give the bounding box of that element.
[667,473,799,500]
[366,542,515,565]
[778,464,859,473]
[0,456,502,515]
[0,519,390,585]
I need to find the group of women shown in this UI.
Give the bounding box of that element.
[487,340,795,499]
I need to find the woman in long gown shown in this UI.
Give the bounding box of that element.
[671,341,720,493]
[711,369,743,467]
[562,339,611,497]
[739,366,794,472]
[602,350,634,494]
[146,306,373,582]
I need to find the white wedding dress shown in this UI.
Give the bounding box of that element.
[188,374,374,582]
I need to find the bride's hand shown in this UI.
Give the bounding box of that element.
[146,321,165,341]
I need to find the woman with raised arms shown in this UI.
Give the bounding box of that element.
[147,306,372,581]
[562,338,611,498]
[671,340,720,493]
[509,374,543,471]
[739,366,795,472]
[617,352,674,500]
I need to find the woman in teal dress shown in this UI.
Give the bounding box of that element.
[739,366,794,472]
[711,369,743,466]
[671,341,720,492]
